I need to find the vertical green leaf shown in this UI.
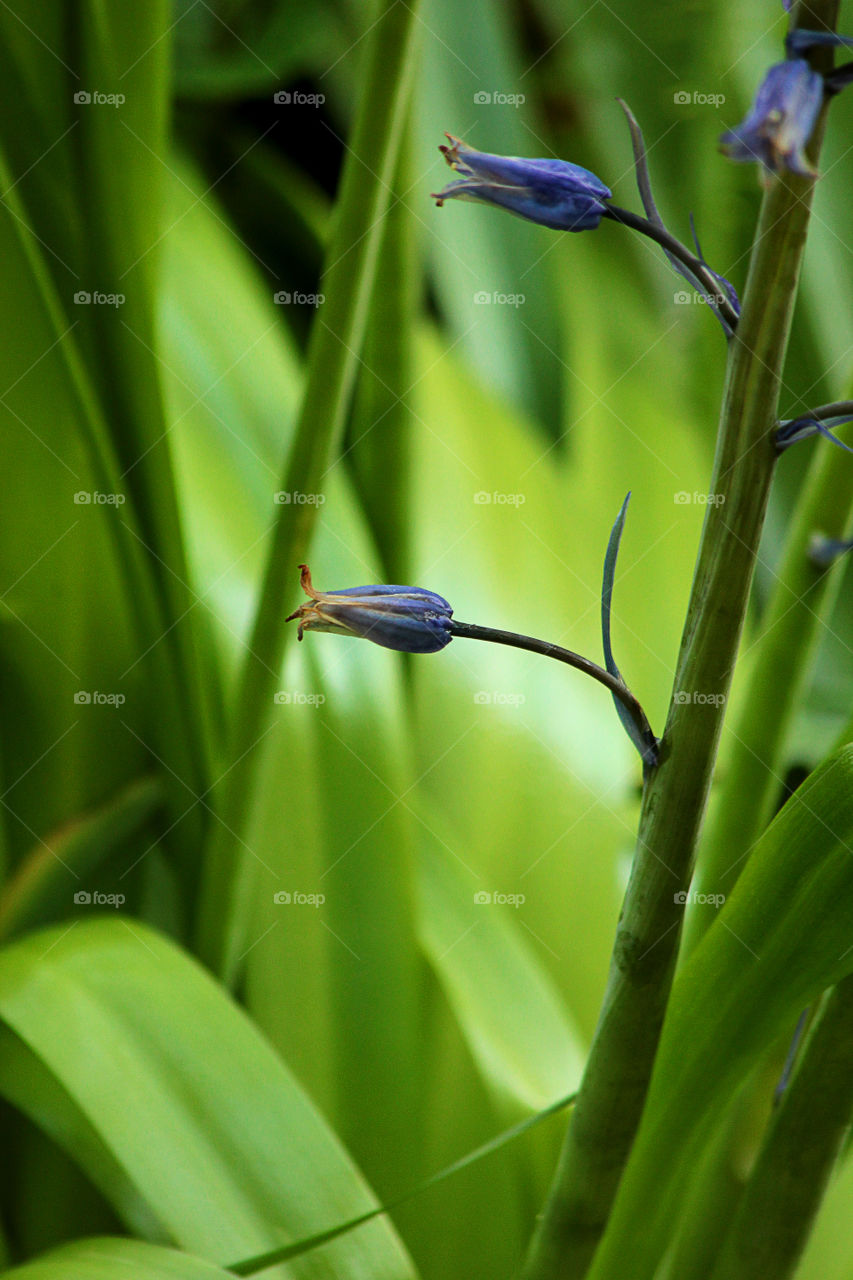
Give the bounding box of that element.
[586,744,853,1280]
[196,0,425,982]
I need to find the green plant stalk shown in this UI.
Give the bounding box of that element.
[709,978,853,1280]
[640,430,853,1276]
[347,134,416,584]
[683,425,853,957]
[520,9,839,1275]
[576,742,853,1280]
[195,0,423,981]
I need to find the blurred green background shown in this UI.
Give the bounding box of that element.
[1,1,852,1277]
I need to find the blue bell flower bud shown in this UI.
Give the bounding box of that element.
[431,134,611,231]
[285,565,454,654]
[808,534,853,568]
[719,59,824,176]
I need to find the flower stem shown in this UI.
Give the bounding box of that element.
[448,620,658,767]
[795,398,853,420]
[602,204,740,331]
[520,8,839,1278]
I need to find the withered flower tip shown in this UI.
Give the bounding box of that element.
[719,59,824,177]
[285,565,454,654]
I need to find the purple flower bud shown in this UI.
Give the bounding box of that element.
[431,133,611,231]
[285,565,454,654]
[719,60,824,176]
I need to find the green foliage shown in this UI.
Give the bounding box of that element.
[587,744,853,1280]
[2,2,853,1279]
[0,920,415,1275]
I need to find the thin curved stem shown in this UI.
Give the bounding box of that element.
[799,397,853,419]
[603,204,740,332]
[448,620,658,769]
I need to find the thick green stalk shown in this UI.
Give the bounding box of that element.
[195,0,422,980]
[710,979,853,1280]
[683,426,853,957]
[521,10,838,1276]
[553,741,853,1280]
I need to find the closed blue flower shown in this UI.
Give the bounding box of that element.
[286,565,454,654]
[431,134,611,231]
[720,60,824,176]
